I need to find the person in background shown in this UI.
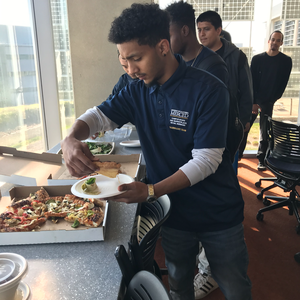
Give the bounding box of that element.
[197,11,252,135]
[165,1,228,85]
[91,52,138,139]
[108,51,138,99]
[193,10,253,299]
[220,29,231,42]
[238,30,292,170]
[166,1,242,166]
[61,4,252,300]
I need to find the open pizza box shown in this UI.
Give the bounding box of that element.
[0,185,108,245]
[47,154,142,185]
[0,146,63,186]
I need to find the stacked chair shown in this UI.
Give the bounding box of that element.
[115,195,171,298]
[255,118,300,234]
[124,270,172,300]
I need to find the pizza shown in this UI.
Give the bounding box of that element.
[0,188,105,232]
[90,161,122,178]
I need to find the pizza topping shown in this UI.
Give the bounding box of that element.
[71,219,80,228]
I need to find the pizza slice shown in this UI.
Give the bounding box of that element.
[93,161,121,178]
[0,211,47,232]
[9,199,32,210]
[33,187,50,201]
[64,206,104,228]
[44,196,69,218]
[82,206,104,227]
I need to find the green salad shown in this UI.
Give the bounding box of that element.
[85,142,113,154]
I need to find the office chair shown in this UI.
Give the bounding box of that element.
[255,176,278,201]
[124,270,172,300]
[256,118,300,234]
[115,195,171,287]
[255,118,288,201]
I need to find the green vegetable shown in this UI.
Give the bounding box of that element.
[86,177,96,184]
[86,210,94,218]
[85,142,112,154]
[46,199,56,204]
[71,219,80,228]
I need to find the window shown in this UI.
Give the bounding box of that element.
[0,0,45,152]
[0,0,75,152]
[50,0,75,139]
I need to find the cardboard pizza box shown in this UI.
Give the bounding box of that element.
[0,146,63,186]
[0,185,108,245]
[47,154,142,185]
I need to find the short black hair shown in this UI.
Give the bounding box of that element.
[196,10,222,30]
[269,30,284,42]
[108,3,170,47]
[165,1,196,33]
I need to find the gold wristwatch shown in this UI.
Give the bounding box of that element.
[146,184,157,203]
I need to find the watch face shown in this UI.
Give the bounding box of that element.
[147,196,157,203]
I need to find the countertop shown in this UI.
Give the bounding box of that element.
[0,129,144,300]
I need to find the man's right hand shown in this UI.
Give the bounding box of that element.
[61,136,99,177]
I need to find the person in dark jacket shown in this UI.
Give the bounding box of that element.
[165,1,228,85]
[238,30,292,170]
[220,29,231,42]
[107,52,138,100]
[193,10,253,299]
[91,53,138,139]
[197,11,253,133]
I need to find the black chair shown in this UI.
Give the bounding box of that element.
[255,176,278,201]
[128,194,171,276]
[115,195,171,288]
[256,118,300,234]
[255,118,288,201]
[124,270,172,300]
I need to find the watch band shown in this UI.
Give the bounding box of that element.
[146,184,157,203]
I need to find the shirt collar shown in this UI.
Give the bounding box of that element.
[148,54,187,95]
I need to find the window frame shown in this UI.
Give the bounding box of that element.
[31,0,62,150]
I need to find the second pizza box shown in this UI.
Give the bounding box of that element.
[47,154,142,185]
[0,146,63,186]
[0,185,108,245]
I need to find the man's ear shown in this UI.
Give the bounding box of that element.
[182,25,190,37]
[217,27,222,36]
[158,39,171,57]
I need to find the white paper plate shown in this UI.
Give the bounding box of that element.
[71,174,134,199]
[14,281,30,300]
[120,140,141,147]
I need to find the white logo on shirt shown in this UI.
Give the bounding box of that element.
[169,109,189,131]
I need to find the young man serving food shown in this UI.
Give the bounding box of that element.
[61,4,252,300]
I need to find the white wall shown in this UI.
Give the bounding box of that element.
[67,0,151,117]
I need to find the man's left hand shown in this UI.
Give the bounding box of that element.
[104,181,148,204]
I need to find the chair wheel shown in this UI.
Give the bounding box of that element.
[296,225,300,235]
[263,199,271,206]
[255,181,261,188]
[257,193,263,200]
[256,213,264,221]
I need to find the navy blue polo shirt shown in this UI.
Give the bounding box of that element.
[99,55,244,232]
